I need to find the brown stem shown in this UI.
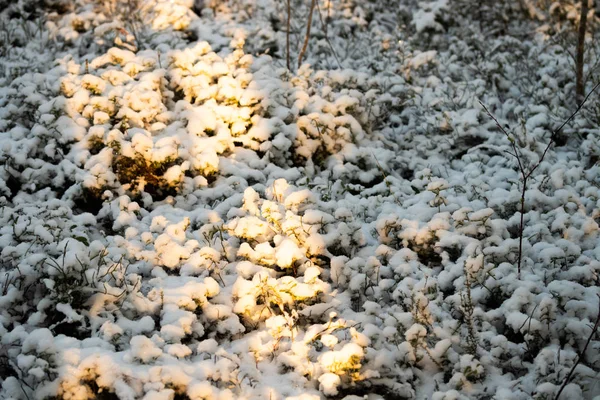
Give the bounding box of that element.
[298,0,317,69]
[576,0,589,104]
[517,177,527,279]
[286,0,291,70]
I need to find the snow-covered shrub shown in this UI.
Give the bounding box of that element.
[2,0,600,399]
[412,0,449,34]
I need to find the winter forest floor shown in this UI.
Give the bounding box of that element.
[1,0,600,399]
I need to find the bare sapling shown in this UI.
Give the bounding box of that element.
[479,80,600,279]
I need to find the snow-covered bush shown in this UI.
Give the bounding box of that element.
[2,0,600,399]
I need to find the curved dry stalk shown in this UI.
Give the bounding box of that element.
[298,0,317,69]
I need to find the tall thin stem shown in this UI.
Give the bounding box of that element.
[298,0,317,69]
[576,0,589,104]
[517,177,527,278]
[286,0,291,70]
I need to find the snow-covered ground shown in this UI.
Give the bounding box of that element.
[1,0,600,399]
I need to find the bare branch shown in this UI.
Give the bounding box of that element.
[530,79,600,178]
[479,79,600,278]
[315,0,341,68]
[554,295,600,400]
[479,100,526,175]
[298,0,317,69]
[551,80,600,142]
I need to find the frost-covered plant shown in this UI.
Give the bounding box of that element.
[459,272,477,356]
[3,0,600,399]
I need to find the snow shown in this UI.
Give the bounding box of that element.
[2,0,600,399]
[412,0,449,33]
[129,335,163,363]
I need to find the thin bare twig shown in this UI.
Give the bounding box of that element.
[554,295,600,400]
[477,101,525,174]
[298,0,317,68]
[576,0,589,104]
[315,0,341,68]
[286,0,291,70]
[551,80,600,144]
